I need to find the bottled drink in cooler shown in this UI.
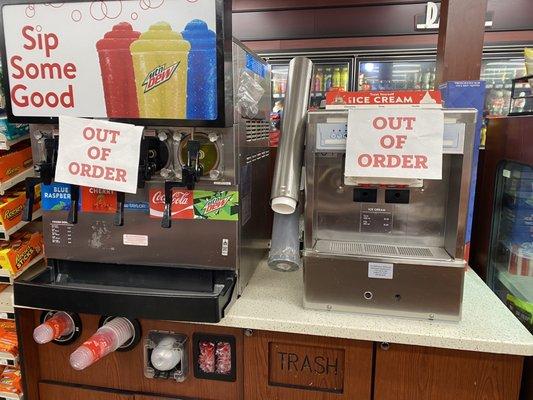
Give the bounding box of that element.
[33,312,75,344]
[70,317,134,370]
[314,68,324,92]
[340,67,349,90]
[332,67,341,88]
[324,68,333,91]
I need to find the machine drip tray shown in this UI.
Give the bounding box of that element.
[314,240,453,261]
[13,260,236,323]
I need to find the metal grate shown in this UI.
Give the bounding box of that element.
[364,243,398,256]
[245,150,270,164]
[316,240,446,260]
[245,120,270,142]
[397,246,434,258]
[330,241,364,254]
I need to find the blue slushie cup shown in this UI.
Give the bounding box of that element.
[182,19,217,120]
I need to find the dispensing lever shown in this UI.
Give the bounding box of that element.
[67,185,80,224]
[161,181,185,229]
[114,192,125,226]
[22,177,41,222]
[161,140,203,229]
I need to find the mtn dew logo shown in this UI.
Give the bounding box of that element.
[143,62,179,93]
[194,191,239,221]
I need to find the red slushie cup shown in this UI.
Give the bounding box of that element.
[96,22,140,118]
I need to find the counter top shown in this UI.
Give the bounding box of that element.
[222,261,533,356]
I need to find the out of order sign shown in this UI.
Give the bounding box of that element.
[345,108,443,180]
[55,116,144,194]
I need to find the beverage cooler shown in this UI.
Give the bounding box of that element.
[269,56,354,112]
[355,50,527,117]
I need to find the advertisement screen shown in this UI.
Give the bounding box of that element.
[0,0,226,124]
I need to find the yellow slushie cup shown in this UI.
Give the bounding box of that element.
[130,22,190,119]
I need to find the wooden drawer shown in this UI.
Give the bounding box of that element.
[374,343,524,400]
[39,382,133,400]
[244,330,373,400]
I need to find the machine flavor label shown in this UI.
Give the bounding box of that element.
[194,191,239,221]
[80,187,117,213]
[149,189,238,221]
[41,183,77,211]
[149,189,194,220]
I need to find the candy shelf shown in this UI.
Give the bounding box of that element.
[0,392,23,400]
[0,209,43,242]
[0,135,30,151]
[0,169,34,196]
[0,351,18,368]
[0,287,14,319]
[0,254,44,285]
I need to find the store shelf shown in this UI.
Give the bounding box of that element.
[0,254,44,285]
[0,351,18,368]
[497,268,533,303]
[0,169,34,196]
[0,135,29,152]
[0,392,22,400]
[0,209,43,242]
[0,287,14,319]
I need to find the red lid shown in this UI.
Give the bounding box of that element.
[96,22,140,51]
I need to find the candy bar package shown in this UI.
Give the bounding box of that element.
[0,184,41,230]
[0,231,44,274]
[0,141,32,183]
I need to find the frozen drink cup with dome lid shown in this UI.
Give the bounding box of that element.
[182,19,217,120]
[130,22,190,119]
[96,22,140,118]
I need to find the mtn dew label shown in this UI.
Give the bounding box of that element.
[193,191,238,221]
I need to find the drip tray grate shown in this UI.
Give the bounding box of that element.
[316,240,451,261]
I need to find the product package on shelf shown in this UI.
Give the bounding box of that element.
[0,320,18,357]
[508,243,533,277]
[0,184,41,232]
[0,118,29,143]
[0,367,22,396]
[0,142,32,183]
[0,231,44,275]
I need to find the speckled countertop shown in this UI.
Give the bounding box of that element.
[221,261,533,356]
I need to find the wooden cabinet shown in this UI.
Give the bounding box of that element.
[39,383,133,400]
[244,330,373,400]
[373,343,524,400]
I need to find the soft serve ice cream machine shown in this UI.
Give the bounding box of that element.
[271,58,476,320]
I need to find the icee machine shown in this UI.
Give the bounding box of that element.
[271,58,477,321]
[9,32,272,323]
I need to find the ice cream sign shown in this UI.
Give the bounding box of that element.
[0,0,223,122]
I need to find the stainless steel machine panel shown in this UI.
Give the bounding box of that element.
[303,109,476,320]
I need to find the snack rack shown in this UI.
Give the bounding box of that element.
[0,66,38,400]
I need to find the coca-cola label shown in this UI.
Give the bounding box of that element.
[149,189,194,220]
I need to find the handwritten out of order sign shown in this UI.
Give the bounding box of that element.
[345,108,444,180]
[55,116,144,194]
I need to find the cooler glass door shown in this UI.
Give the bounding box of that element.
[481,57,528,117]
[487,161,533,333]
[357,59,436,91]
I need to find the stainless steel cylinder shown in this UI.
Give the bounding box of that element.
[271,57,313,214]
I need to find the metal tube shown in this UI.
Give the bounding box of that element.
[271,57,313,214]
[268,209,301,272]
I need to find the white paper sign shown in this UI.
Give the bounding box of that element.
[55,116,143,194]
[345,108,443,180]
